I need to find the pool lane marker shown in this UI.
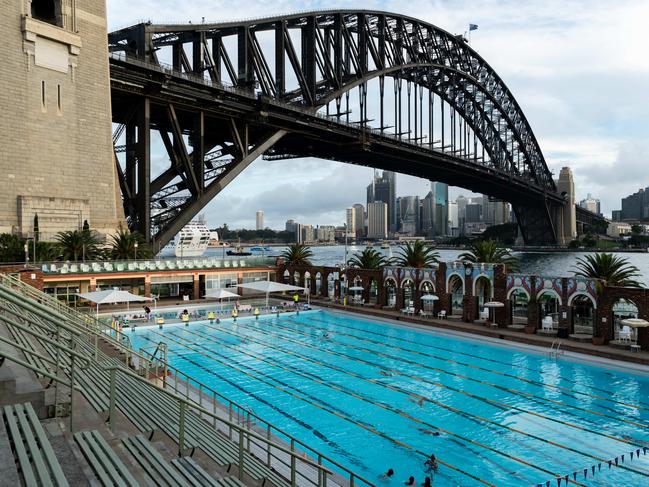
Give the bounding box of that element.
[178,327,593,482]
[191,324,649,481]
[304,312,649,409]
[235,317,649,432]
[292,314,649,414]
[174,327,602,485]
[148,330,495,487]
[132,333,363,465]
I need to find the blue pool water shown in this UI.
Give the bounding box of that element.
[128,310,649,486]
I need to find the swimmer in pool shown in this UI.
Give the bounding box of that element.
[379,468,394,480]
[419,428,441,436]
[409,397,425,406]
[424,454,438,472]
[404,476,415,486]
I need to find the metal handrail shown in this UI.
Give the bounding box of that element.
[140,347,376,487]
[104,364,334,487]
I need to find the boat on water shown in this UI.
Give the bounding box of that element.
[226,246,253,256]
[162,218,212,257]
[380,241,391,249]
[249,246,271,252]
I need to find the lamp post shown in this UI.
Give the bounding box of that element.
[134,242,138,261]
[24,242,29,266]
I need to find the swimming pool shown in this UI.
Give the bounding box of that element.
[128,310,649,486]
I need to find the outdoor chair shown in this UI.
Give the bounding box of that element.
[479,308,489,320]
[437,310,447,319]
[619,325,633,342]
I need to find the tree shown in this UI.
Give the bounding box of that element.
[347,248,391,269]
[459,240,520,272]
[0,234,26,263]
[581,233,597,248]
[572,253,642,288]
[109,228,152,260]
[568,239,581,249]
[631,224,642,235]
[481,223,518,245]
[55,230,100,261]
[280,243,313,266]
[394,240,439,268]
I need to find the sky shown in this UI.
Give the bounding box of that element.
[107,0,649,229]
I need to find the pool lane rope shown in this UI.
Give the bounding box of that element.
[186,324,649,481]
[303,312,649,410]
[292,314,649,414]
[144,330,497,487]
[235,316,649,433]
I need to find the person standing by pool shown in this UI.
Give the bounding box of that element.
[293,293,299,309]
[143,305,151,322]
[181,309,190,324]
[208,311,216,324]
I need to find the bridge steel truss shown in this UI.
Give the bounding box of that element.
[109,10,570,247]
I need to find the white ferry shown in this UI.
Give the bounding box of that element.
[162,218,213,257]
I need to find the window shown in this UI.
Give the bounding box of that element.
[41,81,46,110]
[31,0,59,26]
[57,84,61,112]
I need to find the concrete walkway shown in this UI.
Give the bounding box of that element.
[311,299,649,367]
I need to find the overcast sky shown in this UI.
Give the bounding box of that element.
[107,0,649,229]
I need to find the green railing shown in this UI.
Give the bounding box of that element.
[139,348,376,487]
[105,364,334,487]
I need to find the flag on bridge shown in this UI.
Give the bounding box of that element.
[469,24,478,31]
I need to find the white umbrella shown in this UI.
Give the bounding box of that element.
[204,289,241,299]
[348,286,364,292]
[238,281,306,307]
[483,301,504,326]
[621,318,649,328]
[77,289,152,318]
[420,294,439,301]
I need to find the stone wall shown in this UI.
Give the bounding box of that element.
[0,1,124,238]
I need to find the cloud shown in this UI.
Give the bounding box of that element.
[107,0,649,225]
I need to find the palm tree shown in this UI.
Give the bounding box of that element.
[55,230,100,261]
[459,240,520,272]
[281,243,313,266]
[394,240,439,268]
[572,253,642,288]
[109,228,152,260]
[347,248,390,269]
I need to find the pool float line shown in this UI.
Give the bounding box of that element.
[271,316,649,421]
[189,325,648,481]
[296,313,649,410]
[289,314,649,413]
[178,328,593,483]
[149,331,494,487]
[230,317,649,431]
[132,333,360,465]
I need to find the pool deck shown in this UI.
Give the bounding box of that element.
[311,299,649,367]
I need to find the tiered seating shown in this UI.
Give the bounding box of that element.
[2,402,69,486]
[0,276,337,487]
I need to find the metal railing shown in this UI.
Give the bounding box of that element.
[105,364,335,487]
[139,348,376,487]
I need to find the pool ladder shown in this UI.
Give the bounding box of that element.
[549,340,564,359]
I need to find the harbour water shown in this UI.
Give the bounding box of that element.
[199,245,649,287]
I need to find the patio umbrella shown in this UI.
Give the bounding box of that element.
[484,301,505,325]
[621,318,649,344]
[204,288,241,312]
[420,295,439,301]
[238,281,306,307]
[348,286,364,292]
[77,289,152,318]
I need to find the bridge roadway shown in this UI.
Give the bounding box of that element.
[110,55,564,246]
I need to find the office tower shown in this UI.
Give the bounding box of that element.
[367,170,397,233]
[578,193,601,215]
[421,191,435,237]
[353,203,365,238]
[619,187,649,221]
[345,207,356,236]
[398,196,420,236]
[301,225,315,243]
[431,182,449,236]
[317,225,336,242]
[256,210,264,230]
[367,202,388,239]
[465,203,482,223]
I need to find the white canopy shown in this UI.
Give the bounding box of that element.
[348,286,364,292]
[621,318,649,328]
[420,294,439,301]
[238,280,306,306]
[238,281,305,293]
[204,288,241,299]
[77,289,152,317]
[484,301,505,308]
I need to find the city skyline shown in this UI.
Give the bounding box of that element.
[106,0,649,230]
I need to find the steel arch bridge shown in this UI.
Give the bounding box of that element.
[108,10,578,248]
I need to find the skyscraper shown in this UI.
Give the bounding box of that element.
[352,203,365,238]
[431,182,449,236]
[421,191,435,237]
[367,202,388,239]
[579,193,601,215]
[367,170,397,233]
[397,196,420,236]
[345,207,356,235]
[256,210,264,230]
